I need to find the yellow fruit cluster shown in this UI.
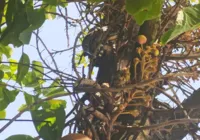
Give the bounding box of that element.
[134,35,160,81]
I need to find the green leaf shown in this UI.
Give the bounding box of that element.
[23,92,41,111]
[5,135,34,140]
[44,5,56,20]
[42,79,65,96]
[16,53,30,84]
[5,0,17,26]
[0,64,10,71]
[0,44,13,58]
[22,61,44,87]
[32,61,44,78]
[43,0,57,5]
[43,99,66,110]
[19,3,45,44]
[43,86,65,97]
[18,30,32,45]
[3,72,16,80]
[0,88,19,110]
[0,70,4,80]
[9,59,18,74]
[75,51,88,67]
[0,110,6,118]
[126,0,163,25]
[43,0,68,6]
[31,103,65,140]
[22,72,39,87]
[26,7,45,30]
[1,0,30,46]
[24,92,35,105]
[18,104,27,112]
[2,0,46,46]
[161,4,200,44]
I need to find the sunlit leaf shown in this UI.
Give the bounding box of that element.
[43,99,66,110]
[0,44,13,58]
[0,64,10,71]
[32,61,44,78]
[43,0,68,6]
[44,5,56,20]
[0,110,6,118]
[18,104,27,112]
[9,59,18,74]
[3,72,16,80]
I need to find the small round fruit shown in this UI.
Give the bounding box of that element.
[152,49,159,56]
[136,47,142,54]
[137,35,147,45]
[134,58,140,64]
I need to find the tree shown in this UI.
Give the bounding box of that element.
[1,0,200,139]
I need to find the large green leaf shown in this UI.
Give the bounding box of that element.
[126,0,163,25]
[19,1,45,44]
[161,4,200,44]
[16,53,30,84]
[5,135,34,140]
[0,88,19,110]
[31,100,66,140]
[26,7,45,30]
[1,0,30,46]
